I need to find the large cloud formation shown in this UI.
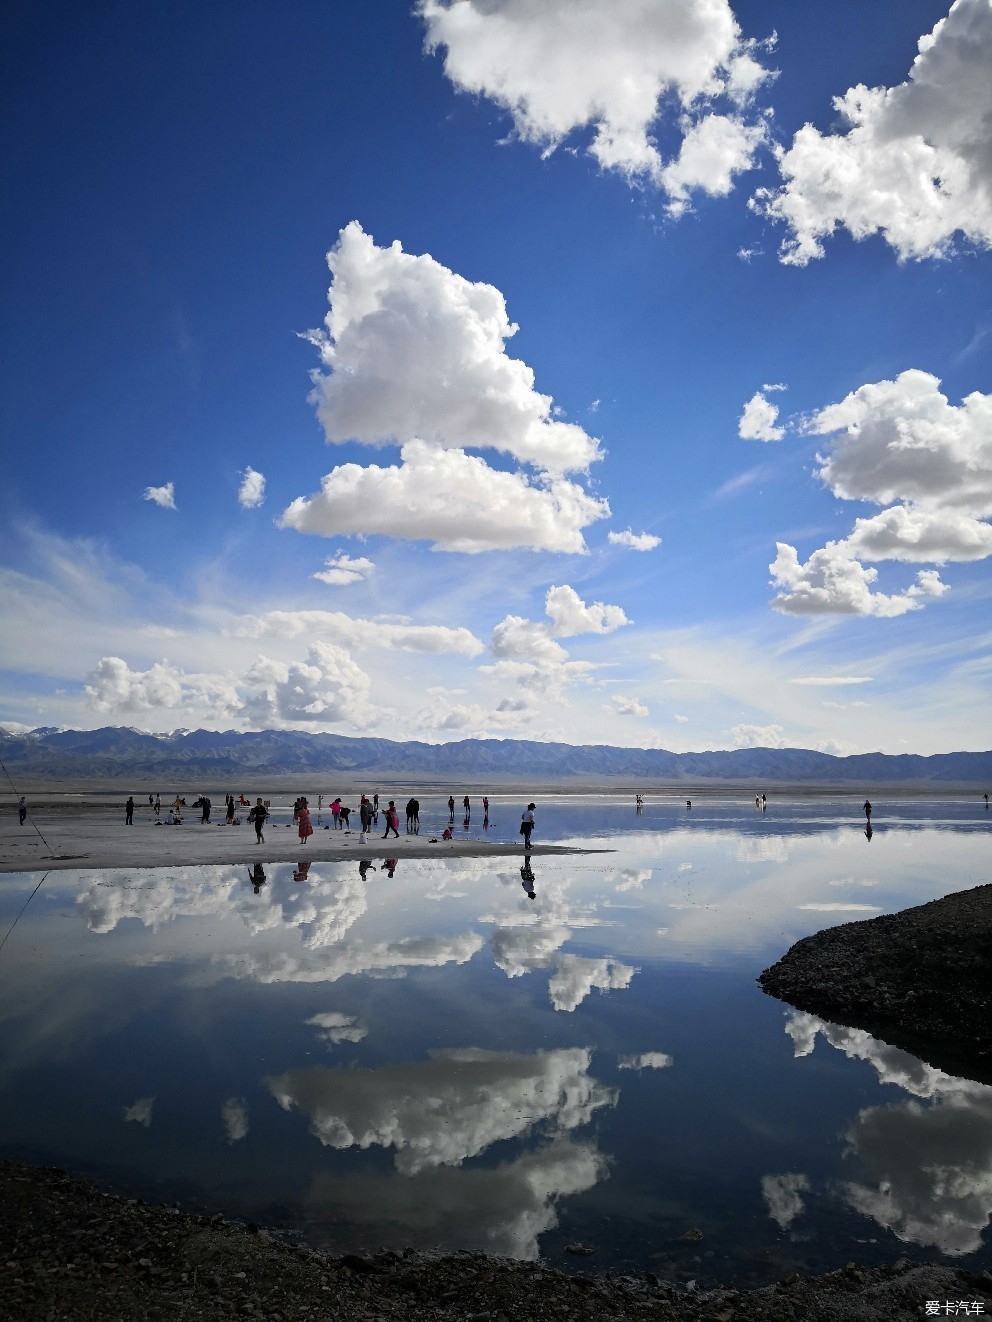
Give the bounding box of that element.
[85,598,487,728]
[486,583,630,715]
[304,1138,605,1260]
[235,608,483,657]
[787,1013,992,1256]
[754,0,992,264]
[267,1046,616,1175]
[282,223,609,553]
[417,0,771,211]
[770,371,990,615]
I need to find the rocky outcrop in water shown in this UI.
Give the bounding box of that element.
[759,884,992,1085]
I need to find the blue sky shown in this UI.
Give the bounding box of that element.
[1,0,989,753]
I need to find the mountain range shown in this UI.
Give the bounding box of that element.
[1,726,990,787]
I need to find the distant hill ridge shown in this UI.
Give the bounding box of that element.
[1,726,990,785]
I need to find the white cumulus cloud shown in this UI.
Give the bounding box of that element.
[418,0,772,207]
[769,370,988,614]
[281,440,609,554]
[85,657,185,712]
[729,722,789,749]
[238,467,266,509]
[769,543,947,617]
[143,482,176,509]
[241,642,372,725]
[739,389,785,441]
[284,223,611,553]
[753,0,992,264]
[312,553,376,586]
[304,221,601,475]
[660,112,769,217]
[810,370,992,516]
[488,584,628,708]
[611,695,649,718]
[608,529,661,551]
[544,584,629,637]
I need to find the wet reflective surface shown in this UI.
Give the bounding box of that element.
[0,795,989,1287]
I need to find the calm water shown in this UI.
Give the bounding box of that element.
[0,795,989,1287]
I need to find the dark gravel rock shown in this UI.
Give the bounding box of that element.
[1,1162,989,1321]
[758,883,992,1084]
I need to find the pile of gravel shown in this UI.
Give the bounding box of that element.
[2,1162,989,1321]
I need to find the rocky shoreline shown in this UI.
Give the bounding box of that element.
[2,1162,989,1322]
[758,882,992,1086]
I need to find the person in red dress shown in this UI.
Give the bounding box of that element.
[297,798,314,845]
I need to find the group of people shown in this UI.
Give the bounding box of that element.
[6,789,540,848]
[446,794,491,824]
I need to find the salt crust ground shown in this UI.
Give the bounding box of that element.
[1,1162,989,1322]
[0,801,608,874]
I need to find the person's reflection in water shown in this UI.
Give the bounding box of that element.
[463,813,471,830]
[384,858,398,878]
[248,863,267,894]
[359,859,377,880]
[483,810,489,831]
[865,823,873,842]
[293,860,312,882]
[520,859,536,899]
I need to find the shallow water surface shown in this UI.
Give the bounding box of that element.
[0,796,989,1286]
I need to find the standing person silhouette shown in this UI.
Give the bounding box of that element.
[448,795,455,823]
[382,800,400,839]
[863,799,873,823]
[18,796,27,825]
[297,798,313,845]
[520,802,535,849]
[125,796,134,825]
[249,797,267,844]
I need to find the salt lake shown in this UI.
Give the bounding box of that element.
[0,795,988,1288]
